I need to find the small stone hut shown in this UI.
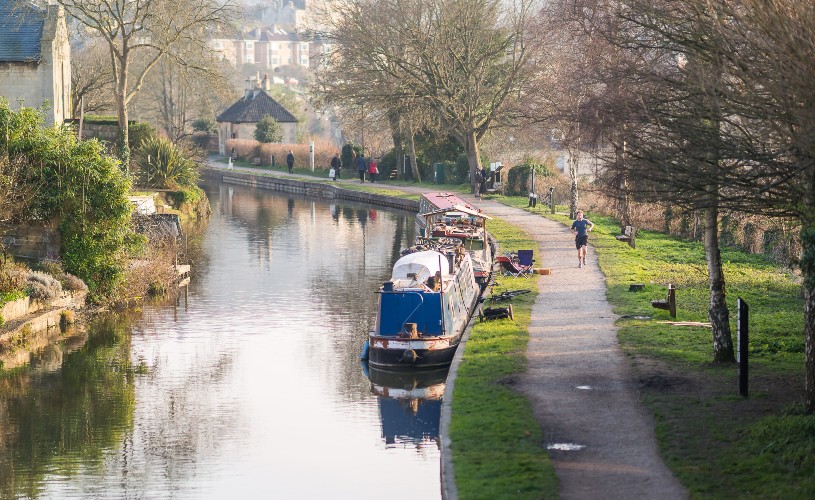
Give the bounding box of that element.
[217,75,298,154]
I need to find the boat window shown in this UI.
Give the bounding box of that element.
[465,240,484,251]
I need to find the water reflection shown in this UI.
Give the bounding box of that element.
[0,314,137,499]
[365,365,449,450]
[0,180,442,499]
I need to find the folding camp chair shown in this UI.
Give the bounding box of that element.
[496,252,534,278]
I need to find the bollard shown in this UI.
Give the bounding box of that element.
[738,297,749,397]
[548,187,555,214]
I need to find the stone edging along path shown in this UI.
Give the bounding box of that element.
[201,162,687,499]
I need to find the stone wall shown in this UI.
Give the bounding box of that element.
[200,167,419,212]
[0,225,61,261]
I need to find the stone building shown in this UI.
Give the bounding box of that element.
[0,0,71,125]
[216,75,298,153]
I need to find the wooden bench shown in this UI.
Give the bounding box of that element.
[651,284,676,318]
[250,157,261,166]
[616,225,636,248]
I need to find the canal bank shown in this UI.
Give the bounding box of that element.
[200,166,419,212]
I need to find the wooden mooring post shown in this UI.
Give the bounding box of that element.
[738,297,749,397]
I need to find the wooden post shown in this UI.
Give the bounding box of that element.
[668,284,676,318]
[738,298,749,397]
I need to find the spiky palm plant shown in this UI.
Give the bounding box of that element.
[133,137,199,189]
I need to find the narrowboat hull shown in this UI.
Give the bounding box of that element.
[368,335,462,370]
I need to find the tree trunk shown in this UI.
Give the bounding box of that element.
[406,129,420,182]
[800,174,815,413]
[115,55,130,173]
[568,147,579,219]
[466,130,482,194]
[705,204,735,362]
[116,91,130,174]
[802,224,815,414]
[387,111,404,180]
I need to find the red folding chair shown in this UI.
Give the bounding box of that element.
[496,253,533,278]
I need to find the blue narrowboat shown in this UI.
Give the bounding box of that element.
[365,244,481,369]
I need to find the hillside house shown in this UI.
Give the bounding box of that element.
[0,0,71,125]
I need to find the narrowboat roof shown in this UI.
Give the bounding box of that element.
[419,204,492,220]
[421,192,478,211]
[391,251,450,281]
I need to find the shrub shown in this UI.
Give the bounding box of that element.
[254,116,284,143]
[128,122,157,151]
[192,118,217,133]
[506,163,558,196]
[0,260,28,295]
[62,273,88,292]
[27,271,62,302]
[341,143,364,172]
[37,259,63,277]
[133,136,200,189]
[1,101,134,301]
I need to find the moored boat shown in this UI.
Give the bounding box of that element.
[416,192,494,288]
[364,242,481,370]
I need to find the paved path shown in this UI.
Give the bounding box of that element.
[471,198,687,500]
[204,160,687,499]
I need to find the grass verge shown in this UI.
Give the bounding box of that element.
[496,195,814,498]
[450,216,558,499]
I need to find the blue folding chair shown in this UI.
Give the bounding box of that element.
[497,251,534,278]
[516,250,535,278]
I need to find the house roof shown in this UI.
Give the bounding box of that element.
[0,0,45,62]
[216,89,298,124]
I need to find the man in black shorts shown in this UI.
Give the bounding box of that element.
[571,210,594,268]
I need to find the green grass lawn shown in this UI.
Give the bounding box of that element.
[495,195,814,499]
[450,216,558,499]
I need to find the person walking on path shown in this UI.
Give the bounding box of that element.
[356,154,368,183]
[368,157,378,182]
[571,210,594,268]
[330,152,342,180]
[286,150,295,174]
[475,166,487,199]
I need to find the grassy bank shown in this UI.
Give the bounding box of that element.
[497,195,814,498]
[450,216,558,499]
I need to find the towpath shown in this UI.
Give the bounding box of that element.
[203,160,687,499]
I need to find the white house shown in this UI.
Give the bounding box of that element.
[0,0,71,125]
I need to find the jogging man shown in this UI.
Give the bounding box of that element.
[571,210,594,268]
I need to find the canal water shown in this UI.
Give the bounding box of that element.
[0,180,447,499]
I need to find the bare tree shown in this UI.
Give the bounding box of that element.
[135,47,235,142]
[70,38,115,117]
[311,0,540,189]
[55,0,238,167]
